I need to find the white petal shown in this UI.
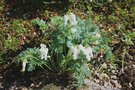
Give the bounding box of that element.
[78,44,85,52]
[39,44,49,60]
[22,61,26,72]
[87,46,93,58]
[71,45,80,60]
[64,15,69,25]
[85,53,91,61]
[81,46,93,61]
[69,13,77,25]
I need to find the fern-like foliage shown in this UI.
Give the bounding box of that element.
[16,48,49,71]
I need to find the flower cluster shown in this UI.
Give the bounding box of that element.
[70,44,93,61]
[20,44,51,72]
[64,13,77,33]
[64,12,77,26]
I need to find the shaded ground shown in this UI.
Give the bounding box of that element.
[0,63,77,90]
[0,63,120,90]
[4,0,69,19]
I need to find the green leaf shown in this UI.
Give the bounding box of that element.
[66,41,73,48]
[31,19,47,30]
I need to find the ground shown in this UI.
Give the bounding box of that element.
[0,0,135,90]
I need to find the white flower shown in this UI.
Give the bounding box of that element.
[39,44,50,60]
[96,33,101,38]
[70,44,93,61]
[83,46,93,61]
[69,13,77,25]
[78,44,85,51]
[64,15,69,25]
[64,12,77,26]
[78,45,93,61]
[71,45,80,60]
[22,61,27,72]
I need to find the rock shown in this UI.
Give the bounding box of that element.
[83,79,120,90]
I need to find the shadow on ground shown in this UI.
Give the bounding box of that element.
[0,63,75,90]
[5,0,70,19]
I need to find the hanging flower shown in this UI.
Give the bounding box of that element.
[64,15,69,25]
[70,45,80,60]
[82,46,93,61]
[78,44,85,51]
[22,60,27,72]
[64,13,78,35]
[39,44,50,60]
[64,12,77,26]
[78,44,93,61]
[69,13,77,25]
[71,44,93,61]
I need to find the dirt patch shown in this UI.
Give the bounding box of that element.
[0,63,75,90]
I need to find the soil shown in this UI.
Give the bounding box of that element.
[0,63,120,90]
[0,63,75,90]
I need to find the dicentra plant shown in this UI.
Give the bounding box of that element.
[16,12,112,86]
